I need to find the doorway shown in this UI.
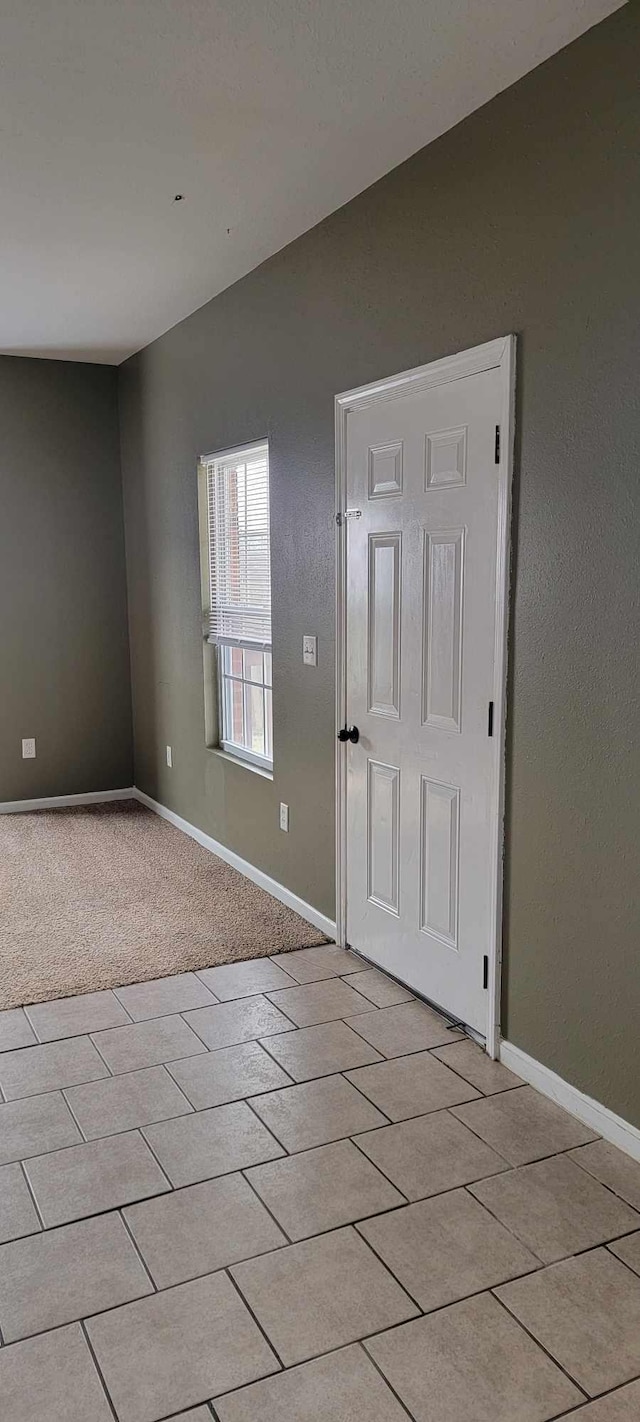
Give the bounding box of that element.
[335,337,515,1054]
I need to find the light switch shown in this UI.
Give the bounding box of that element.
[303,635,317,667]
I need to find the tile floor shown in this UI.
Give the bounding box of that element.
[1,946,640,1420]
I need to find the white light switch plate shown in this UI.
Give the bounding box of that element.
[166,745,173,768]
[303,635,317,666]
[279,802,289,832]
[22,738,36,759]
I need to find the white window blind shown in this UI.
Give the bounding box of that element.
[205,442,271,648]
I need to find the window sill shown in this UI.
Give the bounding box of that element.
[207,746,274,781]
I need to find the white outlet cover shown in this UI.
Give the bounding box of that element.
[303,635,317,666]
[166,745,173,768]
[279,802,289,832]
[22,738,36,759]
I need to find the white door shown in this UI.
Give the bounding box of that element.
[337,339,513,1039]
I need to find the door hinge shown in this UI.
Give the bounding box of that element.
[494,425,501,464]
[335,508,362,526]
[487,700,494,737]
[483,955,489,990]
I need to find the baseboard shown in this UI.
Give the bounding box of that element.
[500,1039,640,1164]
[0,787,135,814]
[133,787,336,941]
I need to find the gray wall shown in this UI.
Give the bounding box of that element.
[119,3,640,1125]
[0,356,132,800]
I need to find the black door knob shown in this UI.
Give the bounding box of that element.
[338,725,360,744]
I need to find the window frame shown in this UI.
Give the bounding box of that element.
[197,440,274,774]
[217,642,273,771]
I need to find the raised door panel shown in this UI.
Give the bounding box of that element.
[422,528,464,733]
[367,760,400,915]
[425,425,468,489]
[368,441,403,498]
[368,532,401,718]
[420,778,460,949]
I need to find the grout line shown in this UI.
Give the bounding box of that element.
[163,1033,296,1074]
[463,1166,640,1264]
[174,1014,218,1052]
[177,997,301,1048]
[22,1006,43,1044]
[134,1126,177,1190]
[162,1076,297,1115]
[62,1087,91,1142]
[118,1208,158,1292]
[342,963,470,1033]
[61,1092,194,1144]
[80,1318,121,1422]
[426,1042,522,1095]
[446,1097,604,1169]
[137,1135,285,1191]
[360,1340,423,1420]
[255,1029,385,1081]
[21,1003,137,1046]
[88,1032,213,1075]
[568,1147,640,1212]
[460,1178,546,1258]
[15,1126,180,1226]
[348,1144,515,1206]
[348,1133,410,1193]
[350,1225,424,1314]
[162,1407,218,1422]
[338,1071,393,1124]
[262,989,380,1029]
[343,1092,490,1129]
[242,1070,395,1153]
[341,1025,464,1059]
[260,993,310,1031]
[89,1035,116,1077]
[252,1034,297,1074]
[239,1166,294,1245]
[237,1175,412,1251]
[243,1093,292,1156]
[224,1266,286,1370]
[114,995,136,1026]
[490,1288,590,1401]
[18,1158,46,1230]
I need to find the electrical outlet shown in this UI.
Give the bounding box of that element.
[166,745,173,768]
[279,802,289,832]
[22,738,36,759]
[302,635,317,667]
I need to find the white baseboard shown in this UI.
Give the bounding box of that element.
[0,787,135,814]
[500,1039,640,1164]
[133,788,336,941]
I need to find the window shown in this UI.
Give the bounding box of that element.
[201,441,273,770]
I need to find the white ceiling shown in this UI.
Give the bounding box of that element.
[0,0,624,364]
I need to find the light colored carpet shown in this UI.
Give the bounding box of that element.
[0,800,327,1009]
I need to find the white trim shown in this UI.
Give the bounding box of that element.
[133,788,336,940]
[335,335,516,1055]
[0,788,135,814]
[501,1039,640,1164]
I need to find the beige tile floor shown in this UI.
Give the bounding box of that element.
[1,944,640,1420]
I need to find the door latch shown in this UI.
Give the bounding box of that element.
[335,509,362,526]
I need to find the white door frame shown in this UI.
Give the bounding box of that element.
[335,334,516,1057]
